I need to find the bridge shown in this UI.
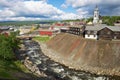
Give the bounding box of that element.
[17,35,35,40]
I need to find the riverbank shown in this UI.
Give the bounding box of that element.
[39,33,120,76]
[20,39,119,80]
[0,59,41,80]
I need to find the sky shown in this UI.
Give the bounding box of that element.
[0,0,120,21]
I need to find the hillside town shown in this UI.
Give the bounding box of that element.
[0,6,120,41]
[0,4,120,80]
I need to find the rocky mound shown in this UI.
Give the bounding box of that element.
[44,33,120,76]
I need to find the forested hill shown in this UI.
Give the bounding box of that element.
[0,21,55,26]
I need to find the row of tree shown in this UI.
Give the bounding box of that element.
[0,32,20,60]
[102,16,120,26]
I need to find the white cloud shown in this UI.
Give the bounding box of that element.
[0,0,82,21]
[51,12,83,20]
[76,9,88,17]
[1,17,43,21]
[0,8,15,18]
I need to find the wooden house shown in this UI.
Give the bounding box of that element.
[114,31,120,39]
[85,25,104,39]
[68,25,85,36]
[98,26,120,40]
[85,24,120,40]
[98,27,114,40]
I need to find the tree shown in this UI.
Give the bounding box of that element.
[0,33,20,60]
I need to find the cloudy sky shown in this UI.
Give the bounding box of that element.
[0,0,120,21]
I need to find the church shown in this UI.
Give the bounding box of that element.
[93,5,102,24]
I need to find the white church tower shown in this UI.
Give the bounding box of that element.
[93,5,99,24]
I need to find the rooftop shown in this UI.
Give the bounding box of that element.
[85,24,120,32]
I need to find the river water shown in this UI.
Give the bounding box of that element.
[22,39,120,80]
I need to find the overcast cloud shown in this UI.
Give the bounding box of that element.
[62,0,120,16]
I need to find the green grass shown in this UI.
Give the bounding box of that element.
[0,60,29,80]
[0,70,12,78]
[33,36,50,42]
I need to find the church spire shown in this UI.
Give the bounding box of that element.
[96,5,97,8]
[93,5,99,24]
[95,5,98,11]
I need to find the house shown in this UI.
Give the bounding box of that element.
[0,26,10,31]
[19,26,32,35]
[114,20,120,27]
[39,30,53,36]
[0,26,10,35]
[68,25,85,36]
[49,23,69,33]
[87,21,93,26]
[39,29,59,36]
[85,26,100,39]
[98,26,120,40]
[60,27,69,33]
[85,24,120,40]
[98,27,114,40]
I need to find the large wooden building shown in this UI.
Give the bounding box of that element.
[85,24,120,40]
[98,27,114,40]
[68,26,85,36]
[98,26,120,40]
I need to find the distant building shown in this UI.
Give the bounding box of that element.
[0,26,10,35]
[49,22,69,33]
[19,26,32,35]
[114,20,120,27]
[93,5,102,24]
[39,30,53,36]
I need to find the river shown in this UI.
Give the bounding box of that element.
[21,39,120,80]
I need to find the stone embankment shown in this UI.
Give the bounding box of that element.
[18,39,120,80]
[42,33,120,76]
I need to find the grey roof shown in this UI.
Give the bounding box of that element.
[85,26,104,31]
[0,26,10,30]
[106,26,120,32]
[85,24,120,32]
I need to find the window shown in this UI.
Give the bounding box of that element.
[107,31,111,34]
[87,31,90,34]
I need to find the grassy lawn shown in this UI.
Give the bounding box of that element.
[33,36,50,42]
[0,60,30,80]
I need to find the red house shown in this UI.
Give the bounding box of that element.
[40,30,53,36]
[55,23,64,26]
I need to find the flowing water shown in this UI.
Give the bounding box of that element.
[22,39,120,80]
